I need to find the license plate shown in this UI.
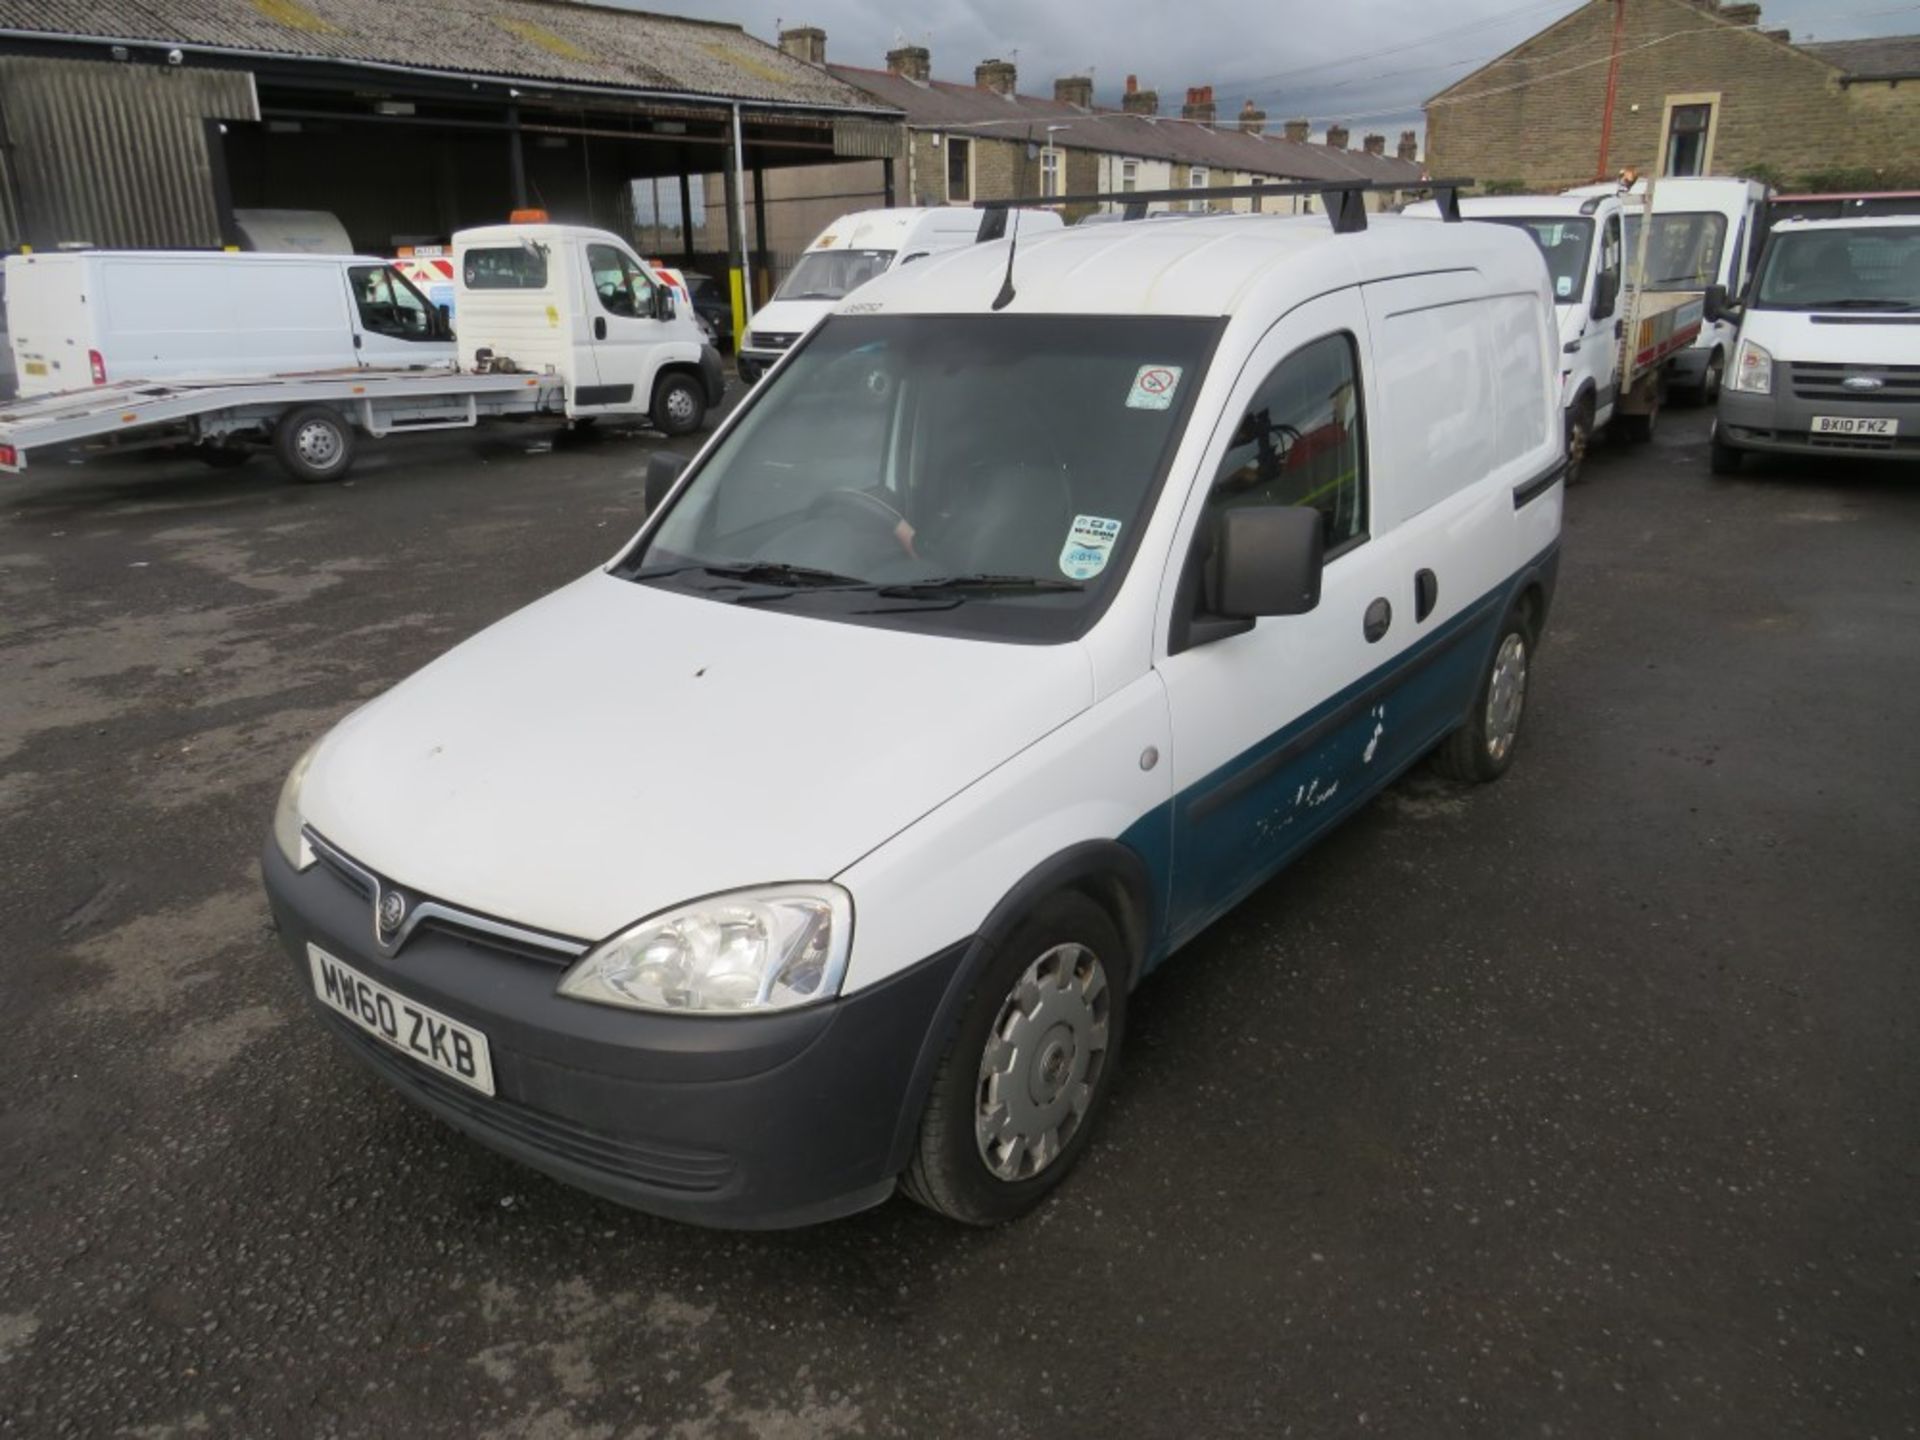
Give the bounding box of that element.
[1812,415,1898,436]
[23,360,46,376]
[308,944,494,1095]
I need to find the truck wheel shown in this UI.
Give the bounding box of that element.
[902,891,1128,1226]
[1619,399,1659,444]
[651,372,706,436]
[1433,607,1534,784]
[274,405,356,483]
[1698,349,1725,405]
[1710,430,1744,475]
[1565,398,1594,485]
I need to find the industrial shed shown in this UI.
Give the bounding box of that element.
[0,0,901,311]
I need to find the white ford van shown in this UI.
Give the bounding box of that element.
[3,250,454,396]
[1711,212,1920,471]
[736,206,1063,382]
[263,191,1565,1229]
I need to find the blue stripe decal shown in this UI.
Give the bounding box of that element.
[1118,543,1556,972]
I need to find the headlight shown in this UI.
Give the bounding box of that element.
[558,885,852,1015]
[1727,337,1773,395]
[272,740,320,870]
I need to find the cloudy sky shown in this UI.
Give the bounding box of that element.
[640,0,1916,130]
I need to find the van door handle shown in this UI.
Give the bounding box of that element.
[1414,569,1438,623]
[1363,597,1391,643]
[593,316,607,341]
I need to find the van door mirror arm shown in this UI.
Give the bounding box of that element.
[1171,505,1325,654]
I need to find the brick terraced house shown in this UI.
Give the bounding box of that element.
[1425,0,1920,194]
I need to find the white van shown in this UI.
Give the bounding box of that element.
[263,198,1565,1229]
[736,207,1064,382]
[4,250,454,397]
[453,221,722,432]
[1711,211,1920,471]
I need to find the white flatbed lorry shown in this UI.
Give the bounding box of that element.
[0,216,725,484]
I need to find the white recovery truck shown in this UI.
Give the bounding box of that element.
[0,218,724,484]
[1406,189,1704,480]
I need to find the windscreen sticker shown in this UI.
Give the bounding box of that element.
[1556,275,1574,298]
[1060,515,1123,580]
[1126,364,1183,410]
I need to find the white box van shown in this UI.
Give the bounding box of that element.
[3,250,455,397]
[1711,210,1920,471]
[737,206,1064,381]
[262,185,1565,1229]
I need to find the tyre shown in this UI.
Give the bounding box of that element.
[902,891,1128,1225]
[1564,397,1594,485]
[273,405,356,483]
[651,371,706,436]
[1433,607,1534,784]
[1710,430,1744,475]
[1698,349,1725,405]
[1618,397,1659,444]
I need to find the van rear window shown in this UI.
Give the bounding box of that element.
[463,247,548,290]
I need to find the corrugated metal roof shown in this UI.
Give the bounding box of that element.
[1800,36,1920,80]
[0,0,888,109]
[830,65,1425,185]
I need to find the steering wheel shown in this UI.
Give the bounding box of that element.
[810,487,914,552]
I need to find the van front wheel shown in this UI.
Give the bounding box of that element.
[274,405,356,483]
[651,372,706,436]
[902,891,1128,1225]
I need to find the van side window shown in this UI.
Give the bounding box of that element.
[1206,333,1366,552]
[349,264,435,340]
[588,244,654,319]
[1594,214,1622,318]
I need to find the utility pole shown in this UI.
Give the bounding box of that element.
[1595,0,1628,181]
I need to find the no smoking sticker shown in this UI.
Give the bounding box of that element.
[1126,364,1183,411]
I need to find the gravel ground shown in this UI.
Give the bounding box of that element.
[1,408,1916,1439]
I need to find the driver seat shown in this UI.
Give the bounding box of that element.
[926,459,1074,577]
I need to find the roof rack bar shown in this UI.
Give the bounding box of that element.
[977,178,1474,233]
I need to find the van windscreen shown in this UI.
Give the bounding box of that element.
[1752,227,1920,312]
[776,250,895,301]
[622,313,1223,642]
[1477,218,1593,302]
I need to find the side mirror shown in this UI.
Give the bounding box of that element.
[653,287,677,322]
[645,451,685,513]
[1209,505,1324,619]
[1702,283,1740,323]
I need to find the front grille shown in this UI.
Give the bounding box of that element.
[1788,361,1920,405]
[328,1016,736,1194]
[745,330,799,351]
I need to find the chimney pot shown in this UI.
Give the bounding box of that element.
[1363,133,1385,155]
[975,57,1018,96]
[886,44,930,81]
[1283,117,1311,143]
[1238,99,1267,135]
[1055,75,1094,109]
[1181,84,1218,126]
[1324,124,1349,150]
[777,25,826,66]
[1123,81,1159,115]
[1397,129,1419,162]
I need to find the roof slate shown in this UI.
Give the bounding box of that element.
[829,65,1427,185]
[1800,35,1920,80]
[0,0,885,108]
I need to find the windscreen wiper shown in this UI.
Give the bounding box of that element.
[1792,298,1916,312]
[874,574,1087,599]
[632,560,869,589]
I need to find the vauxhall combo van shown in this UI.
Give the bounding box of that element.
[264,194,1566,1228]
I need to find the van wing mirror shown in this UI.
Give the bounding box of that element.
[645,452,685,513]
[1209,505,1324,619]
[652,287,678,322]
[1702,282,1741,323]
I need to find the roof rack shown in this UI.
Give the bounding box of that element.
[977,178,1473,235]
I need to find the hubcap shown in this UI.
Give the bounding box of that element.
[665,387,696,423]
[1485,632,1529,763]
[296,420,342,468]
[975,943,1111,1182]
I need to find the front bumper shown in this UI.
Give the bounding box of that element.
[262,839,970,1228]
[1716,385,1920,462]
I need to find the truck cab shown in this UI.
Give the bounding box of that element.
[1406,193,1627,478]
[1711,210,1920,471]
[452,219,724,435]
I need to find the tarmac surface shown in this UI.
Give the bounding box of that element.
[1,408,1916,1438]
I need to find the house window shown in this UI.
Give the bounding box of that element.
[1121,160,1138,193]
[1664,102,1713,177]
[1042,148,1060,198]
[946,136,972,203]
